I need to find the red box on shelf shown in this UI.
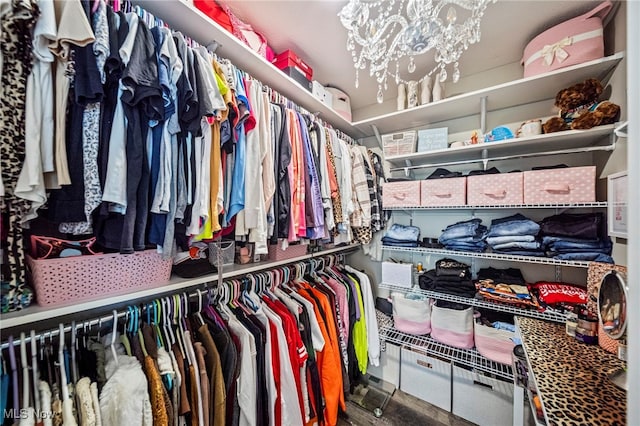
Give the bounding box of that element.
[272,49,313,80]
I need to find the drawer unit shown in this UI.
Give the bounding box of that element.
[382,181,421,208]
[452,365,514,426]
[523,166,596,204]
[466,172,524,205]
[367,342,401,388]
[400,347,452,411]
[420,177,466,206]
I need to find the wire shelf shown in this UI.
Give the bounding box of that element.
[378,283,567,323]
[382,246,592,268]
[383,202,608,210]
[380,326,513,382]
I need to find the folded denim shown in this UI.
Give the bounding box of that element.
[444,244,487,253]
[382,236,420,244]
[547,238,612,251]
[491,241,541,251]
[382,241,420,248]
[553,252,614,263]
[439,235,486,245]
[549,247,611,255]
[486,217,540,238]
[541,235,599,245]
[440,223,487,242]
[384,223,421,241]
[486,235,535,245]
[540,213,603,240]
[491,250,546,257]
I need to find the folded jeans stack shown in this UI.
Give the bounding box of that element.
[540,213,613,263]
[382,223,421,247]
[418,258,476,299]
[486,213,544,257]
[438,218,487,252]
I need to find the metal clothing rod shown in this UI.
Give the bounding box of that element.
[0,252,348,350]
[389,142,616,172]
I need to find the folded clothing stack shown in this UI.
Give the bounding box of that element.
[485,213,545,257]
[474,267,540,309]
[418,258,476,299]
[527,281,589,313]
[381,223,421,247]
[540,213,613,263]
[438,218,487,252]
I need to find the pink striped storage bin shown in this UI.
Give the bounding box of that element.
[521,1,612,77]
[421,177,466,207]
[523,166,595,204]
[382,181,421,208]
[430,305,474,349]
[466,173,523,206]
[392,292,432,335]
[474,323,516,365]
[26,250,173,307]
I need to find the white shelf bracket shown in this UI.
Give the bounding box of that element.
[371,124,383,149]
[480,96,488,134]
[555,266,562,282]
[614,121,628,137]
[481,149,489,170]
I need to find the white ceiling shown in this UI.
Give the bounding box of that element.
[225,0,611,113]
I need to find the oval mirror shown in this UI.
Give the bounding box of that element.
[597,270,628,340]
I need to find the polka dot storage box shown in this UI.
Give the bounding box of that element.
[26,250,173,307]
[523,166,596,204]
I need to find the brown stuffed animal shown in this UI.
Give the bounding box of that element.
[542,78,621,134]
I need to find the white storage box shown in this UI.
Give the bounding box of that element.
[367,342,400,388]
[381,261,413,288]
[400,347,452,411]
[382,131,417,157]
[311,80,333,108]
[417,127,448,152]
[452,365,514,426]
[325,86,351,121]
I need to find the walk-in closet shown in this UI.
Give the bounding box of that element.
[1,0,637,425]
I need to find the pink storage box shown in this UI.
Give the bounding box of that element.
[466,173,523,206]
[522,1,613,77]
[26,250,172,307]
[382,181,421,208]
[523,166,595,204]
[421,177,466,207]
[474,323,515,365]
[430,305,474,349]
[267,241,308,261]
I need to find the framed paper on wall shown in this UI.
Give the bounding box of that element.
[607,171,628,238]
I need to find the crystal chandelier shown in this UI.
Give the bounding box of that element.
[338,0,496,103]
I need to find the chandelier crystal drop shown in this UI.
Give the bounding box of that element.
[339,0,496,103]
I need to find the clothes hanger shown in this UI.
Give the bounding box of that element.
[137,305,149,358]
[121,308,132,356]
[109,310,119,366]
[58,324,76,426]
[70,321,78,385]
[20,332,30,419]
[163,297,176,350]
[173,294,188,362]
[31,330,41,419]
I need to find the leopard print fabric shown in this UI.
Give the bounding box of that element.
[517,317,626,425]
[0,0,39,312]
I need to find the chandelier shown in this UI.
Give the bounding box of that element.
[338,0,496,103]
